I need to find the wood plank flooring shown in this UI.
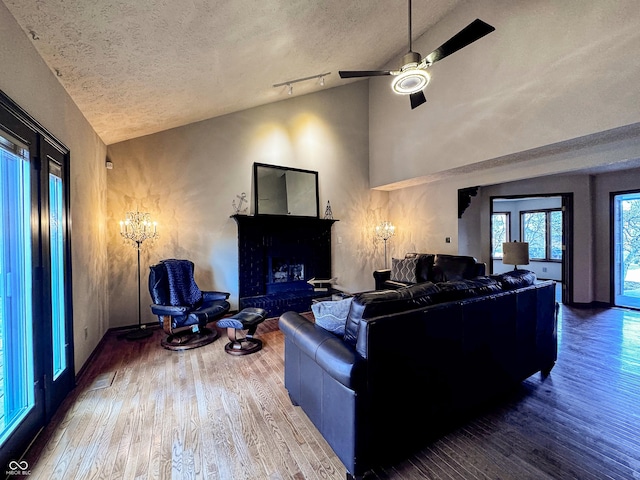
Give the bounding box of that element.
[23,305,640,479]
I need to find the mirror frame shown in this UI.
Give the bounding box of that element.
[253,163,319,218]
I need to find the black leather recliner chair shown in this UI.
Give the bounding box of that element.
[149,259,230,351]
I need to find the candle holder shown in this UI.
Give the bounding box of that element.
[119,211,159,340]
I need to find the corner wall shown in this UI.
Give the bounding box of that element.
[106,82,387,328]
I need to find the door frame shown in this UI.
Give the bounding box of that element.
[609,189,640,308]
[490,193,574,305]
[40,140,75,420]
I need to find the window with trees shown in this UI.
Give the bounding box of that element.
[491,212,510,258]
[521,209,562,261]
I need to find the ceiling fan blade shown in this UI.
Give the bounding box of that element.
[410,91,426,109]
[423,19,495,65]
[339,70,393,79]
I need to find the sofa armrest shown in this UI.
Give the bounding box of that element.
[279,311,363,389]
[474,262,486,277]
[373,268,391,290]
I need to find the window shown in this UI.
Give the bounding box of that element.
[549,210,563,260]
[491,212,510,258]
[521,209,562,261]
[49,166,67,379]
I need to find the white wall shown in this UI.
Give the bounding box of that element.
[107,82,388,328]
[0,2,109,373]
[369,0,640,189]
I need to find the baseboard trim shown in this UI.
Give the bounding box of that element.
[75,322,159,383]
[75,316,242,383]
[75,331,111,384]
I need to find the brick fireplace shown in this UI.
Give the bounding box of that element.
[232,214,337,317]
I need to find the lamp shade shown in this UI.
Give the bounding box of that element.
[502,241,529,267]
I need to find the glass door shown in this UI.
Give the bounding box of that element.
[613,192,640,308]
[1,92,74,469]
[0,131,44,465]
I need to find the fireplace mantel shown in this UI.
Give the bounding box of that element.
[232,214,337,317]
[232,214,337,230]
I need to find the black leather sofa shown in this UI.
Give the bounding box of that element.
[374,253,486,290]
[279,272,557,480]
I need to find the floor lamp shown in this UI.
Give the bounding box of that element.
[120,211,158,340]
[375,221,396,269]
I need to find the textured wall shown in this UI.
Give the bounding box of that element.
[107,82,388,328]
[0,3,109,373]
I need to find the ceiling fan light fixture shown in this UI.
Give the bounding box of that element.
[391,68,430,95]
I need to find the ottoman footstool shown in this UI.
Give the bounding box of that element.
[216,307,267,355]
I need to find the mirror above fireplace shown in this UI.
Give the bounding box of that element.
[253,163,319,217]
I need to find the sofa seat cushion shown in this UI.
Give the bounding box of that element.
[311,296,353,336]
[492,269,537,289]
[343,282,441,346]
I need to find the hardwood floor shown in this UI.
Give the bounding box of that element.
[23,305,640,479]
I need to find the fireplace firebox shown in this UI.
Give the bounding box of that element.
[233,214,337,317]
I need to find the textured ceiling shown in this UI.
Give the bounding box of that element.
[2,0,463,145]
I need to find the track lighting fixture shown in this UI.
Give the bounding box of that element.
[273,72,331,95]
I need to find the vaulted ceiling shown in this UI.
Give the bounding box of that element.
[2,0,463,145]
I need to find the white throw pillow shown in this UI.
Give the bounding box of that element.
[311,297,353,336]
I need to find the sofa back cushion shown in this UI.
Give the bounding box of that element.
[492,269,537,290]
[431,254,479,282]
[435,276,502,303]
[343,282,441,346]
[415,254,436,283]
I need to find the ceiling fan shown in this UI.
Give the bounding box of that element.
[339,0,495,109]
